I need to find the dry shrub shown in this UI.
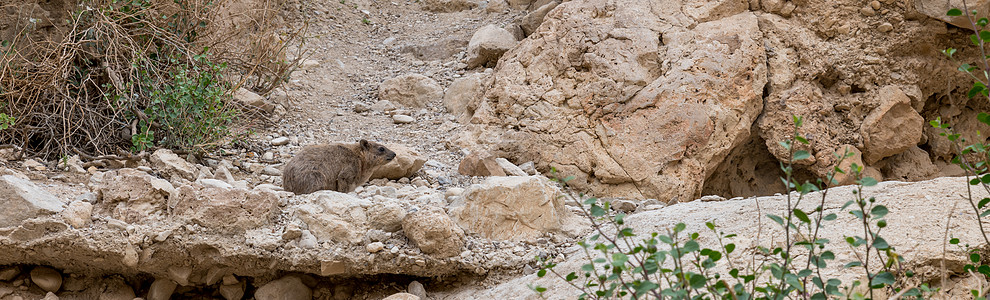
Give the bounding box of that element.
[0,0,306,159]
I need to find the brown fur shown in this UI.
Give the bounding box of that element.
[282,139,396,194]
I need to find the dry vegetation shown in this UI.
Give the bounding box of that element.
[0,0,307,159]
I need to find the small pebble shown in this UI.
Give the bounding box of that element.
[878,23,893,32]
[367,242,385,253]
[262,166,282,176]
[408,280,427,299]
[30,267,62,292]
[860,7,875,16]
[393,115,415,124]
[870,0,881,9]
[271,137,290,146]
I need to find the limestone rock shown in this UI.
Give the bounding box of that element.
[174,185,278,232]
[220,281,246,300]
[495,158,527,176]
[470,9,767,201]
[408,281,427,299]
[421,0,479,12]
[450,176,567,241]
[271,137,290,146]
[167,265,192,286]
[98,277,136,300]
[30,267,61,292]
[147,278,176,300]
[379,74,444,108]
[861,86,924,164]
[234,87,275,113]
[0,175,65,227]
[443,73,487,123]
[519,2,557,36]
[0,266,21,281]
[879,146,938,182]
[914,0,990,28]
[384,293,420,300]
[457,150,506,176]
[829,145,866,186]
[371,144,427,180]
[366,242,385,253]
[392,114,415,124]
[214,165,236,183]
[466,25,517,68]
[254,276,312,300]
[150,149,198,181]
[290,191,372,244]
[402,207,465,258]
[367,200,406,232]
[61,200,94,228]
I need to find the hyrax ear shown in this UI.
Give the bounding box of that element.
[360,139,370,149]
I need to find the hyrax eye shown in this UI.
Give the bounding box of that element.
[378,147,385,152]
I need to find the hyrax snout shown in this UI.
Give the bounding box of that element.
[282,139,396,194]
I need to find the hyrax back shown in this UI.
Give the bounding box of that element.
[282,139,396,194]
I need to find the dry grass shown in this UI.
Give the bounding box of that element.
[0,0,307,159]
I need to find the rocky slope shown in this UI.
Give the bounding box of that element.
[3,0,990,299]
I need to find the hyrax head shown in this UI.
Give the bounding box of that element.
[360,139,396,166]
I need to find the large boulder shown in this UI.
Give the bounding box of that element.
[915,0,990,28]
[378,74,444,108]
[402,207,465,258]
[860,86,925,164]
[465,25,518,68]
[450,176,568,241]
[443,73,489,123]
[371,144,426,180]
[467,4,766,201]
[457,150,506,176]
[0,175,65,227]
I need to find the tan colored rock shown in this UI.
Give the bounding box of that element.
[472,9,766,201]
[466,25,518,68]
[147,278,176,300]
[0,266,21,281]
[174,185,278,233]
[914,0,990,28]
[495,158,527,176]
[234,87,275,113]
[167,265,192,286]
[421,0,478,12]
[0,175,65,227]
[408,280,427,299]
[367,200,406,232]
[443,73,488,123]
[878,146,938,182]
[150,149,198,181]
[61,200,93,228]
[30,267,61,292]
[383,293,420,300]
[220,281,246,300]
[402,207,465,258]
[98,277,136,300]
[519,2,557,36]
[457,150,506,176]
[371,144,426,180]
[379,74,443,108]
[861,86,924,164]
[828,144,865,186]
[254,276,312,300]
[450,176,567,241]
[291,191,371,244]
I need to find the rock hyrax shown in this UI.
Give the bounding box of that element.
[282,139,396,194]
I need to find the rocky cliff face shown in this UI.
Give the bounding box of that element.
[457,0,983,201]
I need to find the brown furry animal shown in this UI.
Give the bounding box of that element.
[282,139,396,194]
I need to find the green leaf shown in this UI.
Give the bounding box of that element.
[845,261,863,268]
[951,237,960,244]
[612,253,629,267]
[794,209,811,223]
[859,177,878,187]
[683,241,700,253]
[983,198,990,209]
[872,272,895,287]
[796,135,809,145]
[794,150,811,161]
[725,243,736,254]
[970,84,987,99]
[674,223,686,233]
[767,214,785,226]
[823,213,837,221]
[972,253,982,263]
[981,30,990,43]
[980,18,989,27]
[590,204,606,217]
[948,8,963,16]
[873,237,890,250]
[537,269,547,277]
[821,251,835,260]
[785,273,804,291]
[689,273,707,288]
[871,205,889,218]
